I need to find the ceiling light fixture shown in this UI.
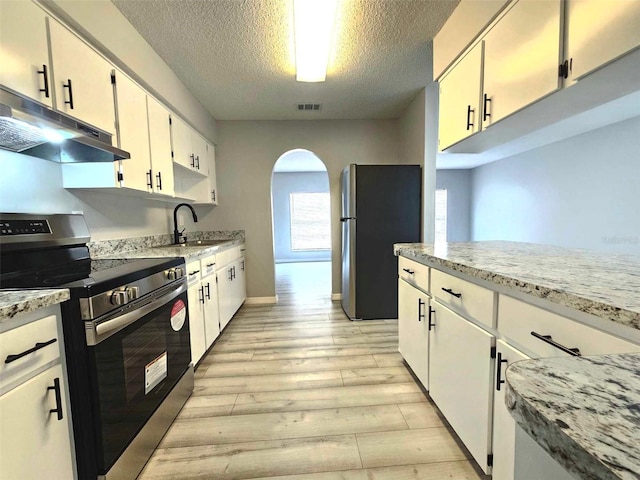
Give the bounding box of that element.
[293,0,338,82]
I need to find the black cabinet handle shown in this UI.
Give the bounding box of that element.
[156,171,163,190]
[63,79,74,109]
[402,268,414,275]
[195,156,200,169]
[531,331,581,356]
[418,299,425,322]
[205,283,211,300]
[241,260,245,271]
[5,338,57,364]
[190,154,195,168]
[428,307,436,331]
[441,287,462,298]
[189,269,200,276]
[483,94,491,122]
[496,352,508,391]
[228,267,234,281]
[198,285,205,304]
[211,190,216,202]
[466,105,474,130]
[38,64,50,98]
[47,377,64,421]
[146,169,153,189]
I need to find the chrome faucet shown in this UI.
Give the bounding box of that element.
[173,203,198,244]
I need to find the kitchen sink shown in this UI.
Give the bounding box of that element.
[175,239,230,247]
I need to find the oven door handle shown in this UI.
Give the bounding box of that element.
[87,280,187,346]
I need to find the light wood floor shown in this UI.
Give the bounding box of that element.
[138,262,486,479]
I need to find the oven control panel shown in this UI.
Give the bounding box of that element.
[0,219,51,236]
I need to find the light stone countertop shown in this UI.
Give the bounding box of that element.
[0,289,70,321]
[93,238,244,261]
[505,353,640,480]
[394,241,640,331]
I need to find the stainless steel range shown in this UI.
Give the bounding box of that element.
[0,213,194,480]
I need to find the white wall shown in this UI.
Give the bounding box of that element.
[0,152,172,240]
[204,119,404,298]
[272,172,331,263]
[436,169,471,242]
[471,116,640,254]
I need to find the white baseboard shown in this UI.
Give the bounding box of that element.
[331,293,342,301]
[244,296,278,305]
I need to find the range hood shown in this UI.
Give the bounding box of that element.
[0,86,130,163]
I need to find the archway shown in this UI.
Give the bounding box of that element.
[270,149,331,304]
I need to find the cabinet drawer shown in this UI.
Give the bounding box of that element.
[432,269,495,328]
[200,254,217,278]
[398,256,429,292]
[498,295,640,358]
[185,259,202,286]
[216,245,242,268]
[0,315,60,391]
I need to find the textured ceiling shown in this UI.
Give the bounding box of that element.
[111,0,459,120]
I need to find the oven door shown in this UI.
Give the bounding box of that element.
[86,279,191,473]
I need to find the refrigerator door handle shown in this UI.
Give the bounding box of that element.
[340,217,356,222]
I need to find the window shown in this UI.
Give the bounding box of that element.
[435,189,447,243]
[290,192,331,251]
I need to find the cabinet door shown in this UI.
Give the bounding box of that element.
[187,282,206,364]
[203,278,220,348]
[0,364,74,480]
[191,132,207,175]
[398,279,429,388]
[147,96,175,196]
[217,265,235,330]
[0,0,52,107]
[438,42,483,150]
[430,302,495,474]
[483,0,563,126]
[113,70,151,192]
[566,0,640,82]
[207,143,218,204]
[170,115,194,170]
[48,19,116,134]
[237,256,246,304]
[492,340,529,480]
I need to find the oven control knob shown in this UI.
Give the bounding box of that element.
[166,268,184,280]
[125,286,139,300]
[110,290,128,306]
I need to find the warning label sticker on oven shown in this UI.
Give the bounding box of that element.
[145,352,168,395]
[170,299,187,331]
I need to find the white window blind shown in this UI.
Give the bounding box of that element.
[290,192,331,251]
[435,189,448,243]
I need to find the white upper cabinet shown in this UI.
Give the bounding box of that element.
[565,0,640,82]
[0,0,52,107]
[438,42,484,150]
[147,95,175,197]
[171,115,207,175]
[482,0,563,127]
[113,70,152,192]
[207,143,218,205]
[48,18,116,134]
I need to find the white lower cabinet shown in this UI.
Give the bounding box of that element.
[514,424,576,480]
[0,363,75,480]
[187,278,207,365]
[216,246,247,331]
[398,278,430,389]
[201,267,220,348]
[430,301,495,474]
[492,340,530,480]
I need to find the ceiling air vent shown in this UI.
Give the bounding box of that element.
[296,103,321,111]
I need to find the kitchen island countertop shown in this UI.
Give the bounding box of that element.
[505,353,640,480]
[394,241,640,332]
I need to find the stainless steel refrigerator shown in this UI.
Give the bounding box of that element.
[340,164,422,320]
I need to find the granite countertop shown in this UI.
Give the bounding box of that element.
[93,238,244,260]
[394,241,640,331]
[505,353,640,480]
[0,289,70,321]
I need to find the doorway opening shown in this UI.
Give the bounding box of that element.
[271,149,331,305]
